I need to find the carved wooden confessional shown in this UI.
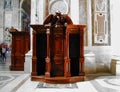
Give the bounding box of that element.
[30,12,86,84]
[10,28,30,71]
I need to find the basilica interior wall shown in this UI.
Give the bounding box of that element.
[30,0,120,73]
[1,0,120,74]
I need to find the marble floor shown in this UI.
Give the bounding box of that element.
[0,54,120,92]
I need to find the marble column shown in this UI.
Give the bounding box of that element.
[24,0,36,73]
[0,1,4,42]
[25,0,45,73]
[38,0,44,24]
[70,0,79,24]
[87,0,92,46]
[11,0,19,29]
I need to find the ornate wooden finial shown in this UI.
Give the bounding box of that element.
[10,27,18,32]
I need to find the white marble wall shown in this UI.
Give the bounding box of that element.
[111,0,120,55]
[109,0,120,75]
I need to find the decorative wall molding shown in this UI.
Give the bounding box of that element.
[92,0,111,46]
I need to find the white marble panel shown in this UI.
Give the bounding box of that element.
[24,50,32,73]
[0,0,4,9]
[70,0,79,24]
[12,0,19,8]
[84,52,96,74]
[0,9,4,26]
[79,0,87,24]
[12,10,19,29]
[38,0,44,24]
[5,12,12,27]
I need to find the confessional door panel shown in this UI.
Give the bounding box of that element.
[36,34,46,75]
[69,34,80,76]
[51,31,64,77]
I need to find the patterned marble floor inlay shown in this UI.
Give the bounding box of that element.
[37,83,78,88]
[90,76,120,92]
[105,78,120,86]
[0,74,16,89]
[0,71,29,90]
[0,75,13,82]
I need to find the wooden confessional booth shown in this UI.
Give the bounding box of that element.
[10,28,30,71]
[30,12,86,84]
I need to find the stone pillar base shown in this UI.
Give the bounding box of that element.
[24,50,32,73]
[84,52,96,74]
[111,58,120,75]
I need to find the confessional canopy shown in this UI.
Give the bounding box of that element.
[43,11,73,26]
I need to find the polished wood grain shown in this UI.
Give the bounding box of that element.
[10,28,30,71]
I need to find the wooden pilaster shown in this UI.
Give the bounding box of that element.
[45,28,51,77]
[79,25,85,75]
[64,32,71,77]
[31,31,37,76]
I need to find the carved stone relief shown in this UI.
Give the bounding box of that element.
[92,0,110,46]
[4,0,12,9]
[48,0,70,15]
[96,0,106,12]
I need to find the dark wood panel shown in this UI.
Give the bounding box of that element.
[36,34,46,75]
[69,34,80,76]
[10,29,30,71]
[69,34,80,57]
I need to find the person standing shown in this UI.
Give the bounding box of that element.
[1,45,7,63]
[0,47,2,57]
